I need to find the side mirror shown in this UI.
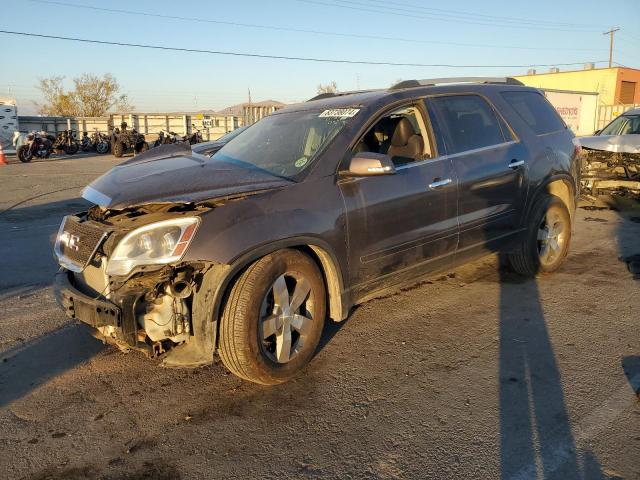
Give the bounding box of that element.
[341,152,396,177]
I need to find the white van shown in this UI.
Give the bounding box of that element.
[0,97,19,154]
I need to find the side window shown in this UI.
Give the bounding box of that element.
[427,95,506,155]
[501,91,566,135]
[353,105,432,166]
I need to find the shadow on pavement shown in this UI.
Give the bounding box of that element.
[0,324,105,407]
[622,356,640,399]
[498,268,611,479]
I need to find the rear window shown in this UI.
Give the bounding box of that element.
[427,95,506,154]
[501,91,565,135]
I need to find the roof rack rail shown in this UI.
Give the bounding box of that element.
[390,77,523,90]
[306,89,377,102]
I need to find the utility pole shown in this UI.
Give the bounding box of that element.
[247,87,252,125]
[603,27,620,68]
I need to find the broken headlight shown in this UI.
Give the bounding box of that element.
[106,217,200,276]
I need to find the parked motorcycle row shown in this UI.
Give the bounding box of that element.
[17,124,205,162]
[17,129,105,163]
[153,124,204,148]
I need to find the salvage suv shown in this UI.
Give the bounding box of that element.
[54,78,580,385]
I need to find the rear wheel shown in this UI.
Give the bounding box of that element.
[112,141,125,158]
[508,196,571,277]
[219,249,326,385]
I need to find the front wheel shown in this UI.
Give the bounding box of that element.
[64,142,79,155]
[96,141,109,154]
[17,145,32,163]
[508,196,571,277]
[219,249,326,385]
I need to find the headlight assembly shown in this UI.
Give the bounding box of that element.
[106,217,200,276]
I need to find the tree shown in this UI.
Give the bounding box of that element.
[36,73,132,117]
[316,81,338,95]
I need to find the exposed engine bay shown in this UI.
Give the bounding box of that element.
[55,202,222,365]
[580,149,640,199]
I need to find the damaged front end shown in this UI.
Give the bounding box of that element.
[53,203,222,367]
[580,148,640,199]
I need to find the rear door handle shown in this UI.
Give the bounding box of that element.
[509,159,525,169]
[428,178,452,189]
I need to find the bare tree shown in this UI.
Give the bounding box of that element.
[36,73,132,116]
[316,81,338,95]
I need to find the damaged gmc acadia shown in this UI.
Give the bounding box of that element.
[54,78,580,384]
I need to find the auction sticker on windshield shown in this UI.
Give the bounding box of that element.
[319,108,360,118]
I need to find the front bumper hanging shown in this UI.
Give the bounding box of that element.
[54,269,121,329]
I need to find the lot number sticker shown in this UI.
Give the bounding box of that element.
[319,108,360,118]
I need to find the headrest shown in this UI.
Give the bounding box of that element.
[391,118,417,146]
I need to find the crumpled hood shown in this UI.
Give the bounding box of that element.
[579,134,640,154]
[83,149,292,209]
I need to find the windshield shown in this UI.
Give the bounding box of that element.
[216,125,249,143]
[211,109,358,178]
[600,115,640,135]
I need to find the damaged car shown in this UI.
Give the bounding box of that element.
[579,108,640,198]
[54,78,580,385]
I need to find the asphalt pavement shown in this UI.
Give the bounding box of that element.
[0,154,638,479]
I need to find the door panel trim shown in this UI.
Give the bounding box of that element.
[360,227,458,264]
[352,244,458,291]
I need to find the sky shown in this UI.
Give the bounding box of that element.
[1,0,639,115]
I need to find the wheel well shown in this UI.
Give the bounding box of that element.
[294,245,345,322]
[547,178,575,218]
[215,243,346,337]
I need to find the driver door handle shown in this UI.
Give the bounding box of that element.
[508,159,525,169]
[428,178,452,189]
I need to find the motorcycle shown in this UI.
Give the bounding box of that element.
[81,130,110,154]
[186,125,203,145]
[153,125,203,148]
[53,129,79,155]
[16,131,55,163]
[154,129,183,147]
[110,126,148,158]
[93,131,110,154]
[80,131,92,152]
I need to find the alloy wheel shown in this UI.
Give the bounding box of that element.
[259,273,314,364]
[537,210,567,267]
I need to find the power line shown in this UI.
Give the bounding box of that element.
[363,0,602,28]
[0,30,608,69]
[296,0,603,32]
[27,0,604,53]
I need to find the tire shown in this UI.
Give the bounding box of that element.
[96,141,109,154]
[17,145,32,163]
[508,196,571,277]
[219,249,326,385]
[64,142,79,155]
[136,142,149,154]
[112,141,125,158]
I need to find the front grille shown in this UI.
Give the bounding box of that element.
[56,216,109,271]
